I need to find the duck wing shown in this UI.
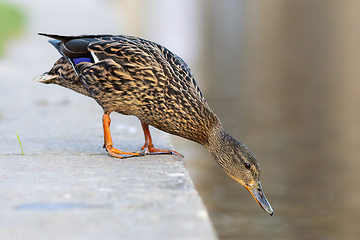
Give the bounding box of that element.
[39,33,206,103]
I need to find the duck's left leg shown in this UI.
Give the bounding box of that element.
[140,120,183,157]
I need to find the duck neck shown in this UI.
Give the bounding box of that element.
[205,124,238,171]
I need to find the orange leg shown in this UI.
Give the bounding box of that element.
[103,114,144,158]
[140,120,183,157]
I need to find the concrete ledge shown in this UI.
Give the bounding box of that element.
[0,154,217,240]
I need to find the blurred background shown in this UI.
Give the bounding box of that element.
[1,0,360,239]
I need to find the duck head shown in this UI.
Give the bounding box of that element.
[207,124,274,215]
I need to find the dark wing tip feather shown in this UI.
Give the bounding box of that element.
[38,33,75,41]
[38,32,115,42]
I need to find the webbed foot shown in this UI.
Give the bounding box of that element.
[141,144,184,157]
[105,145,144,159]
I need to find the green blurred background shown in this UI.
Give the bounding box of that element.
[1,0,360,239]
[0,1,24,56]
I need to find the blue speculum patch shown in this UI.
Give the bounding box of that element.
[73,57,91,65]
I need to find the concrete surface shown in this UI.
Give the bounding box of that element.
[0,155,217,240]
[0,0,218,239]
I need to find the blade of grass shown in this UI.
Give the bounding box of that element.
[16,130,24,155]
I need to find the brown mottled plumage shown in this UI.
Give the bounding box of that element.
[35,33,273,215]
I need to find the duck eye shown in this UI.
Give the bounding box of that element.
[245,163,251,169]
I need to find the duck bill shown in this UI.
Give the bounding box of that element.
[245,181,274,216]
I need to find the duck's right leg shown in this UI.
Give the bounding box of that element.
[102,114,144,158]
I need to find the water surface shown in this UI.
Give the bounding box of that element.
[175,1,360,239]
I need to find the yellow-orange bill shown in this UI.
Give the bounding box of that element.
[246,181,274,216]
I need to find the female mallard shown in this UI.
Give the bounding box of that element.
[36,33,273,215]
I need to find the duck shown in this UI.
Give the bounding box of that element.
[35,33,273,215]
